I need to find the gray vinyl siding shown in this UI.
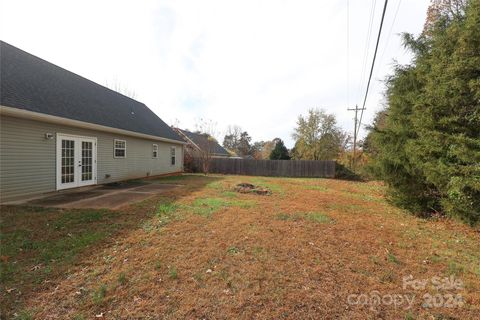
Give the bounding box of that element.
[0,115,183,202]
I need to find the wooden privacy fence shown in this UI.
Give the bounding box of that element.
[193,158,336,178]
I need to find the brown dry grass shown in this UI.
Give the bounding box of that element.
[1,174,479,319]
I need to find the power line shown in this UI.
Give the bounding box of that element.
[356,0,389,138]
[356,0,377,103]
[349,0,375,170]
[368,0,402,97]
[347,0,350,107]
[379,0,402,66]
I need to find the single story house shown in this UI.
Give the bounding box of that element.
[0,41,185,203]
[173,128,230,158]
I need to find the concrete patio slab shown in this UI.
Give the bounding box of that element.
[61,191,154,209]
[130,183,179,193]
[25,182,181,209]
[28,190,108,207]
[97,181,148,190]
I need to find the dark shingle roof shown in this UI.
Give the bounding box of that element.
[0,41,183,142]
[178,129,230,156]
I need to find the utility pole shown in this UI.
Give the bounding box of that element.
[348,105,365,171]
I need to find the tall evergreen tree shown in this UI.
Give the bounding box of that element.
[408,0,480,224]
[367,0,480,225]
[269,138,290,160]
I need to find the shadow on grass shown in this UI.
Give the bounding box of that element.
[334,163,364,181]
[0,173,222,318]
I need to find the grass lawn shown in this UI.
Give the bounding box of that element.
[1,174,479,319]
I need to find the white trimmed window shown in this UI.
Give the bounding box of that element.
[170,147,176,165]
[114,139,126,158]
[152,144,158,158]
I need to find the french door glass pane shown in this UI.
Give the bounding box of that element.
[82,141,93,181]
[61,139,75,183]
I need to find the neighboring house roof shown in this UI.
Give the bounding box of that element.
[0,41,183,143]
[174,128,230,157]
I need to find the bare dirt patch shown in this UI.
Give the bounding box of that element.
[234,183,272,195]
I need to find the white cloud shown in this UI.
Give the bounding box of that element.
[1,0,430,147]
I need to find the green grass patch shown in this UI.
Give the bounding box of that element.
[1,225,109,282]
[221,191,238,198]
[275,212,332,223]
[447,261,464,276]
[304,185,328,192]
[228,199,256,209]
[304,212,332,223]
[227,246,240,254]
[51,209,112,230]
[387,253,401,264]
[13,310,33,320]
[118,272,127,285]
[141,220,154,232]
[275,213,291,221]
[206,181,224,190]
[0,260,17,284]
[156,201,180,227]
[169,266,178,279]
[430,254,442,264]
[0,229,36,257]
[39,231,108,263]
[187,197,256,217]
[157,202,178,215]
[92,284,107,304]
[137,199,182,232]
[275,213,301,221]
[191,198,229,217]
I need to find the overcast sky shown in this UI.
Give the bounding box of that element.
[1,0,430,147]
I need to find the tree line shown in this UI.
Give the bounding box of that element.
[221,108,350,161]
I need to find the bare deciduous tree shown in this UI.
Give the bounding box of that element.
[195,118,219,175]
[222,125,242,154]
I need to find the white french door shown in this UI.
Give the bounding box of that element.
[56,134,97,190]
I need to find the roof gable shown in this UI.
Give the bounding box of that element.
[176,129,230,156]
[0,41,183,142]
